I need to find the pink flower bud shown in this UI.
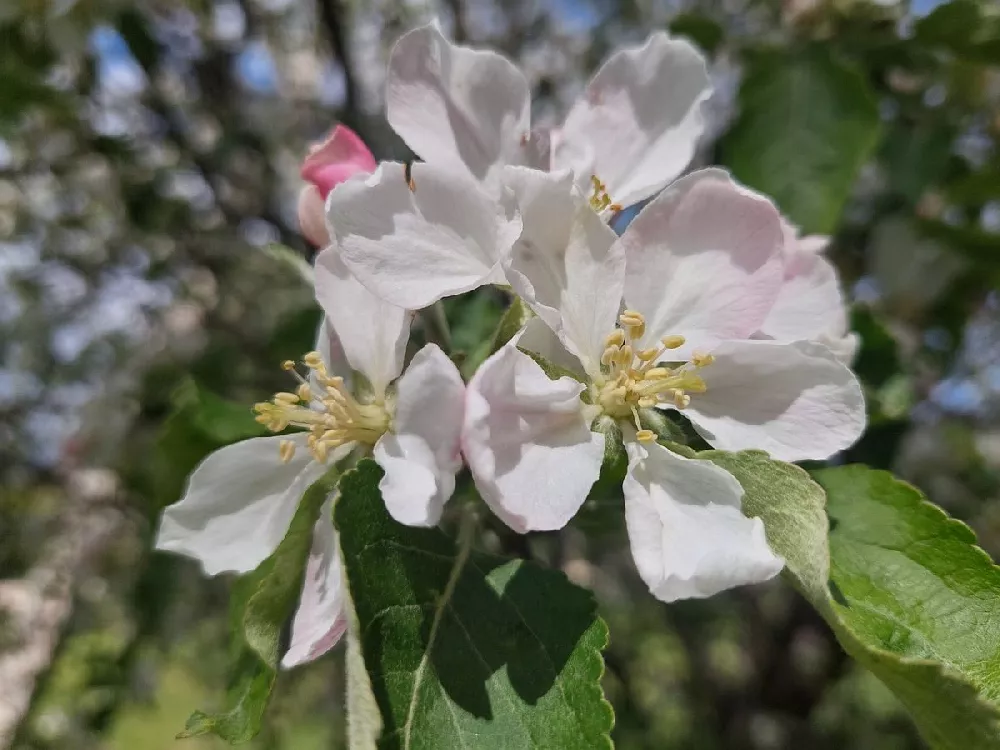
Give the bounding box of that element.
[297,124,376,246]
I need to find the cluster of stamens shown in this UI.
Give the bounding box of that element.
[594,311,713,443]
[589,175,622,214]
[253,351,390,464]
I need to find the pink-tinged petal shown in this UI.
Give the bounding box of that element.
[758,247,848,344]
[374,344,465,527]
[554,32,711,209]
[156,434,324,576]
[386,24,535,189]
[314,249,412,396]
[501,166,623,375]
[624,441,783,602]
[620,168,784,355]
[325,161,521,309]
[297,184,330,247]
[282,501,348,668]
[463,343,603,533]
[301,124,376,198]
[516,317,588,380]
[682,339,866,462]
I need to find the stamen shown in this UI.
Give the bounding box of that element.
[254,351,391,464]
[661,335,685,350]
[635,429,656,443]
[692,352,715,367]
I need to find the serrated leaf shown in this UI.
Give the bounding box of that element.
[703,451,1000,750]
[179,466,341,744]
[335,460,613,750]
[719,46,881,233]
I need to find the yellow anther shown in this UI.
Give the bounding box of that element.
[692,352,715,367]
[637,396,657,408]
[661,335,686,350]
[604,329,626,347]
[303,351,324,368]
[674,392,691,409]
[619,310,645,329]
[274,392,300,405]
[635,429,656,443]
[279,439,296,464]
[615,346,633,368]
[643,367,670,380]
[637,347,661,362]
[296,383,312,402]
[281,360,296,371]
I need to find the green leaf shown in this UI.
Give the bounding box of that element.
[335,460,614,749]
[914,0,1000,64]
[702,451,1000,749]
[179,467,341,743]
[719,46,881,233]
[668,13,724,55]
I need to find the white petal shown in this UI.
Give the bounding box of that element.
[155,434,325,576]
[620,169,784,355]
[282,501,348,668]
[326,161,522,309]
[374,344,465,527]
[758,231,848,343]
[311,316,351,395]
[501,166,624,374]
[314,248,412,395]
[623,441,783,602]
[386,24,535,189]
[554,32,711,209]
[683,339,866,461]
[462,343,603,532]
[515,317,588,380]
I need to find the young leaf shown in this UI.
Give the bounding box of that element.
[178,467,341,744]
[703,451,1000,750]
[335,460,614,750]
[719,46,881,234]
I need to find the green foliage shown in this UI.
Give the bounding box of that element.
[719,46,882,233]
[335,460,614,749]
[179,467,341,744]
[704,451,1000,750]
[914,0,1000,64]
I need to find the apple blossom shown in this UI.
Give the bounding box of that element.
[297,124,376,247]
[462,166,865,602]
[155,254,465,666]
[386,23,711,209]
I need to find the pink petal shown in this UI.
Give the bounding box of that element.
[301,124,376,198]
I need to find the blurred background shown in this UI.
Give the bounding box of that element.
[1,0,999,748]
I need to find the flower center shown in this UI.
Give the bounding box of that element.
[589,175,622,214]
[253,350,390,464]
[591,311,713,443]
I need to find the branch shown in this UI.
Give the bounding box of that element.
[317,0,360,120]
[0,471,124,748]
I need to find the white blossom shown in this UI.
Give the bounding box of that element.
[155,254,465,666]
[462,167,865,602]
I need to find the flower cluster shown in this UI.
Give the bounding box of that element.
[156,23,865,668]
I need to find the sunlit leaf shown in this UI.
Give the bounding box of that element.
[335,460,614,749]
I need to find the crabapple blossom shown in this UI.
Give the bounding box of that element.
[462,166,865,602]
[156,254,465,666]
